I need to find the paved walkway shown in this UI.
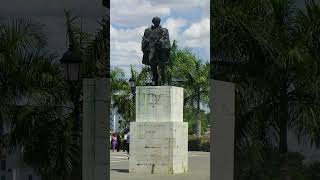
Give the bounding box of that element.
[110,151,210,180]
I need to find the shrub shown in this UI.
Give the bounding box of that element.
[188,135,210,151]
[109,135,211,152]
[188,135,201,151]
[305,161,320,180]
[200,136,210,152]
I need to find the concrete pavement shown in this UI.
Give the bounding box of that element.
[110,151,210,180]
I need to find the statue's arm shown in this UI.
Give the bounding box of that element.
[141,29,149,51]
[166,29,170,49]
[162,28,171,49]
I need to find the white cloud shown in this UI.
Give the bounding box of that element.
[181,18,210,59]
[110,25,144,67]
[110,25,146,42]
[110,0,210,27]
[162,18,188,42]
[111,24,154,77]
[111,0,170,27]
[150,0,208,9]
[183,18,210,39]
[111,0,210,72]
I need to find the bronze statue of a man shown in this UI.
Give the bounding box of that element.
[141,17,171,86]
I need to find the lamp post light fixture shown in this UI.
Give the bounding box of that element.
[60,44,82,81]
[129,77,136,96]
[60,44,83,180]
[60,43,82,130]
[129,77,136,123]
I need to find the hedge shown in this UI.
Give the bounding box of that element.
[188,135,210,152]
[110,135,210,152]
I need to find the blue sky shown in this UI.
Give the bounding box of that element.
[110,0,210,76]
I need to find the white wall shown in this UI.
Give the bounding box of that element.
[110,108,123,132]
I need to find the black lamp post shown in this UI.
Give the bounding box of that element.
[129,77,136,97]
[129,77,136,123]
[60,45,82,81]
[60,44,82,180]
[60,44,82,128]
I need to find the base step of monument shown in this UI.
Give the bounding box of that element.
[129,122,188,174]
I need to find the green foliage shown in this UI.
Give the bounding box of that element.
[0,18,76,179]
[212,0,320,178]
[171,47,209,136]
[111,66,140,131]
[111,42,210,136]
[199,136,210,152]
[188,135,201,151]
[235,148,320,180]
[0,9,109,179]
[304,161,320,180]
[188,135,210,152]
[184,107,209,135]
[64,9,110,78]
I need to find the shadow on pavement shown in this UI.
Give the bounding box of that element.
[111,169,129,173]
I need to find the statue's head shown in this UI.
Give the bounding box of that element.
[152,16,161,27]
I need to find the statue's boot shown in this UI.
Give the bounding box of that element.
[153,79,158,86]
[159,65,166,86]
[151,65,159,86]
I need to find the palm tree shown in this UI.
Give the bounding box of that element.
[63,9,110,180]
[212,0,320,179]
[110,41,210,136]
[111,65,144,130]
[0,19,77,180]
[111,67,131,129]
[63,9,109,79]
[0,9,110,179]
[171,48,209,137]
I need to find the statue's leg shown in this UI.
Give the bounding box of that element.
[151,65,158,86]
[159,64,166,85]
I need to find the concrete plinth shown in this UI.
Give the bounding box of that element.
[135,86,183,122]
[129,86,188,174]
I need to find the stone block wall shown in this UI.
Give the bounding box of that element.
[129,86,188,174]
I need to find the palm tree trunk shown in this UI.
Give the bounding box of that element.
[280,89,290,180]
[197,89,201,137]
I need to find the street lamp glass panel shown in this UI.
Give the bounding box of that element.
[60,48,82,81]
[62,63,80,81]
[129,81,134,88]
[129,78,135,88]
[68,63,80,81]
[62,64,69,81]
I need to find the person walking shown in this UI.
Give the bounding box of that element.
[111,133,118,152]
[123,131,128,152]
[126,131,130,156]
[116,133,121,152]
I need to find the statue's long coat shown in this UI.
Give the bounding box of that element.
[141,25,171,65]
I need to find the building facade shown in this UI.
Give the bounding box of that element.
[0,151,41,180]
[0,123,41,180]
[110,108,124,133]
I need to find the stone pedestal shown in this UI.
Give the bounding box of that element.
[129,86,188,174]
